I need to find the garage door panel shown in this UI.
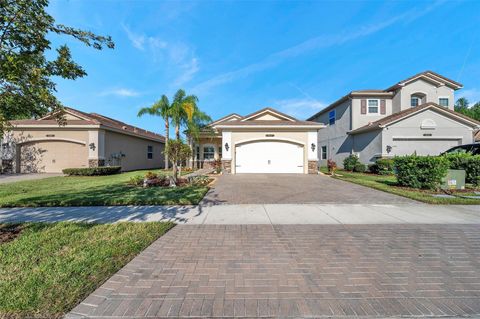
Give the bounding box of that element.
[235,141,304,173]
[20,141,88,173]
[392,138,461,156]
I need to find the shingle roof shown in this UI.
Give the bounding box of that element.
[215,120,323,127]
[11,107,165,142]
[385,70,463,91]
[349,102,480,135]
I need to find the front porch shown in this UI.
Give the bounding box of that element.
[189,136,222,170]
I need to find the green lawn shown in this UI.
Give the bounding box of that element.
[0,221,174,318]
[322,168,480,205]
[0,169,208,207]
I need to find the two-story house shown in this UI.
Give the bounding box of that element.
[307,71,480,167]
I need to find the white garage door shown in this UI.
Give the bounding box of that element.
[392,138,461,156]
[235,141,304,173]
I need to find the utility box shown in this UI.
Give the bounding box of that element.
[441,169,466,190]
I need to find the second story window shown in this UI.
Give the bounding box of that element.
[147,145,153,159]
[368,99,379,114]
[439,98,449,107]
[328,110,336,125]
[411,97,419,107]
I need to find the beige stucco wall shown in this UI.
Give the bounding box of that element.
[351,97,393,129]
[229,130,309,174]
[392,79,455,113]
[103,130,164,171]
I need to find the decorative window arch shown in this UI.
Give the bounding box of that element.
[410,92,426,107]
[421,118,437,129]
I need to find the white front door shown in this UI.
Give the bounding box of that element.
[235,141,304,173]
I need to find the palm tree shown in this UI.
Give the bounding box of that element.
[455,97,470,111]
[170,89,201,140]
[138,95,171,169]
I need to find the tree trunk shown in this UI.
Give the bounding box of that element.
[175,124,180,140]
[164,119,169,170]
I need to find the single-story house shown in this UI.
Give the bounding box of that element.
[189,107,325,174]
[3,107,165,173]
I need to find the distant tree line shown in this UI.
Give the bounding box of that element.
[454,97,480,121]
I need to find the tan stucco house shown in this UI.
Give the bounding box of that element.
[308,71,480,167]
[189,107,324,174]
[3,107,165,173]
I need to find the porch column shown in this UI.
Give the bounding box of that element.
[88,130,105,167]
[307,131,318,174]
[221,131,232,173]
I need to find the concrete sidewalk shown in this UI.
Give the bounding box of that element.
[0,204,479,224]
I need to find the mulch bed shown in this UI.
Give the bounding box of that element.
[0,224,25,244]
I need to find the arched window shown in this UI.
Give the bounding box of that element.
[410,93,426,107]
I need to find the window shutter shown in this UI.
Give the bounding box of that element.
[380,99,386,114]
[361,99,367,114]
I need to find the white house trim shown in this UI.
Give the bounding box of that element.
[241,109,296,122]
[234,137,305,147]
[216,124,325,129]
[16,137,87,145]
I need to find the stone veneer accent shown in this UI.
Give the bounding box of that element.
[88,159,105,168]
[308,160,318,174]
[222,160,232,174]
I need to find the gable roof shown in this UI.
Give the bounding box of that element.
[209,113,243,126]
[307,71,462,120]
[11,107,165,142]
[349,102,480,135]
[240,107,298,122]
[385,70,463,91]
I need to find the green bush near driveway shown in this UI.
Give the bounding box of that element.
[369,158,395,175]
[0,222,174,318]
[444,153,480,186]
[394,155,450,190]
[62,166,122,176]
[353,163,367,173]
[0,169,208,207]
[343,154,360,171]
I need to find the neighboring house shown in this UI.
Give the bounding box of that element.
[3,107,165,173]
[307,71,480,167]
[188,107,324,174]
[475,130,480,142]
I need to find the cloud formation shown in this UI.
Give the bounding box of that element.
[99,88,140,97]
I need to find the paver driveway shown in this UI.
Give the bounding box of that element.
[202,174,414,204]
[69,224,480,318]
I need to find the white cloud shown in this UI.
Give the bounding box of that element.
[274,98,326,120]
[459,88,480,104]
[192,1,444,94]
[99,88,140,97]
[122,25,199,86]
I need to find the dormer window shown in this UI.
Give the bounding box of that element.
[411,97,419,107]
[439,98,449,107]
[410,93,426,108]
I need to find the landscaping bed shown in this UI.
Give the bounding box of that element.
[322,167,480,204]
[0,169,209,207]
[0,221,174,318]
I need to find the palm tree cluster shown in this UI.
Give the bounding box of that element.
[137,89,211,170]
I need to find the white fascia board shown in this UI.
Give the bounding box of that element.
[216,125,325,129]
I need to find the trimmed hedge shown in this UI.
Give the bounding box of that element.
[394,155,449,190]
[343,154,360,171]
[62,166,122,176]
[369,158,395,175]
[353,163,367,173]
[444,153,480,186]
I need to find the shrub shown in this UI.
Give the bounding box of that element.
[62,166,121,176]
[369,158,395,175]
[343,154,360,171]
[189,175,212,187]
[353,163,367,173]
[327,159,337,174]
[128,175,144,186]
[144,171,158,180]
[444,153,480,186]
[394,155,449,190]
[213,159,222,174]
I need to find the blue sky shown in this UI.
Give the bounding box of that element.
[48,0,480,136]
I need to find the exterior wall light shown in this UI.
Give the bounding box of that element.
[89,143,96,151]
[386,145,392,154]
[224,143,229,151]
[311,143,316,152]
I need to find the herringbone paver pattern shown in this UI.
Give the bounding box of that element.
[68,225,480,318]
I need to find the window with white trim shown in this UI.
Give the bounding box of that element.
[368,99,379,114]
[147,145,153,159]
[439,98,449,107]
[203,145,215,160]
[411,97,419,107]
[328,110,336,125]
[321,146,327,160]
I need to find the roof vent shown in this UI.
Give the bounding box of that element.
[122,126,127,130]
[133,128,138,133]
